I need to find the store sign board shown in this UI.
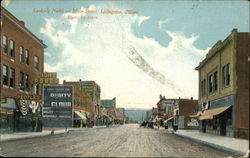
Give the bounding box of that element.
[16,95,41,101]
[32,72,59,84]
[43,85,73,128]
[0,97,7,104]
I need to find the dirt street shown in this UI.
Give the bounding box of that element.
[0,124,232,157]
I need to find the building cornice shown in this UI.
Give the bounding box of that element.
[2,8,47,48]
[195,29,239,70]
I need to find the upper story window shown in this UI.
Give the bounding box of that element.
[2,65,8,86]
[25,74,30,92]
[222,64,230,87]
[201,79,206,97]
[10,40,15,59]
[25,50,29,65]
[34,56,39,71]
[214,71,218,91]
[10,68,15,88]
[19,72,24,91]
[208,75,213,93]
[208,71,218,93]
[3,36,8,54]
[33,84,39,95]
[19,47,24,63]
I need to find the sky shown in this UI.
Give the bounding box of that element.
[3,0,249,109]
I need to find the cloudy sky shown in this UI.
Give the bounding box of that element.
[4,0,249,109]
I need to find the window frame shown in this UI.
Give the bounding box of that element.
[19,47,24,63]
[34,56,39,71]
[10,40,15,59]
[10,68,15,88]
[3,36,8,54]
[25,49,29,65]
[19,72,24,91]
[222,63,230,88]
[25,74,30,92]
[2,65,8,86]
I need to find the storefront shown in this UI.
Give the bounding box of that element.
[1,98,16,133]
[15,99,43,132]
[199,105,233,136]
[0,98,42,133]
[165,117,174,129]
[177,116,199,130]
[74,110,88,128]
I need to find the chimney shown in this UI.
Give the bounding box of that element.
[191,97,193,100]
[20,20,25,26]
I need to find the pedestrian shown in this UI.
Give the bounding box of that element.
[31,120,36,132]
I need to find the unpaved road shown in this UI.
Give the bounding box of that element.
[0,124,232,157]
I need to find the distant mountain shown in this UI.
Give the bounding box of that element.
[125,108,150,123]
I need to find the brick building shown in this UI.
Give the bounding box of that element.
[1,7,46,132]
[63,80,93,127]
[76,81,101,125]
[115,108,125,124]
[101,97,116,109]
[195,29,249,139]
[173,98,199,130]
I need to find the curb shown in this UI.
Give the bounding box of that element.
[174,133,245,156]
[1,130,68,142]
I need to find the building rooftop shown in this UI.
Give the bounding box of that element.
[195,29,248,70]
[2,6,47,48]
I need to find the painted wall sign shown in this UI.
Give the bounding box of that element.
[43,85,73,128]
[187,118,199,127]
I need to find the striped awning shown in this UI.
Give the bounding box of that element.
[199,106,232,120]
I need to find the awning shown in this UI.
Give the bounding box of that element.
[1,98,17,109]
[190,111,202,118]
[74,111,87,122]
[199,106,232,120]
[165,117,174,122]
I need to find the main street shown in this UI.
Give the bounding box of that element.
[1,124,231,157]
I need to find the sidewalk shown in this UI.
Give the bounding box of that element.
[174,129,249,156]
[0,125,121,142]
[0,128,81,142]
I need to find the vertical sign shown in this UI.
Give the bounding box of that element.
[43,85,73,128]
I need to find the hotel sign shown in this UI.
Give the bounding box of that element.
[43,85,73,128]
[33,72,59,84]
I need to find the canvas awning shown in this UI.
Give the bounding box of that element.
[190,111,202,118]
[199,106,232,120]
[74,111,87,121]
[165,117,174,122]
